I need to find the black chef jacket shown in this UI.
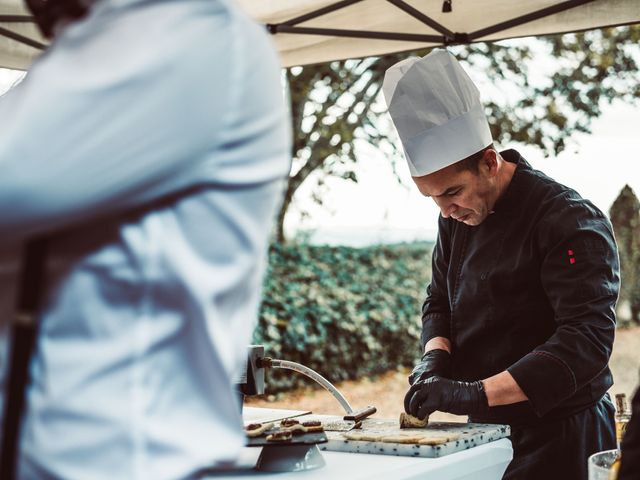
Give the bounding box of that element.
[421,149,619,426]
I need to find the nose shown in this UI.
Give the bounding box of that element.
[434,198,457,218]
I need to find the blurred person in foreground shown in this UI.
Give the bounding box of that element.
[383,49,619,479]
[0,0,290,478]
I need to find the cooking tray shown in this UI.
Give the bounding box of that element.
[245,427,328,472]
[246,431,327,447]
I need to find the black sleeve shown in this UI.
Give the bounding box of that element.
[508,199,619,416]
[421,215,453,349]
[619,384,640,479]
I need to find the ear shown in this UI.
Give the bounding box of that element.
[479,148,499,178]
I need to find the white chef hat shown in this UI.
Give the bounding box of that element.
[383,49,492,177]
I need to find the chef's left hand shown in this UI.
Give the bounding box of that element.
[404,376,489,419]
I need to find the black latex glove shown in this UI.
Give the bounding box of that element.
[403,376,489,419]
[408,349,451,385]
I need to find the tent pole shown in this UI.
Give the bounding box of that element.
[281,0,364,27]
[470,0,599,40]
[269,25,442,44]
[385,0,454,38]
[0,26,44,49]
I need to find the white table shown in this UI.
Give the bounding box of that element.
[204,439,512,479]
[205,407,513,479]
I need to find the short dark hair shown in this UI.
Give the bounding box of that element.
[453,144,495,173]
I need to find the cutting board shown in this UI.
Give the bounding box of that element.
[305,415,510,458]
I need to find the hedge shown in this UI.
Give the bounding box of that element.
[253,241,433,394]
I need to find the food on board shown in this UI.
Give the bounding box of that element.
[266,430,293,442]
[399,412,429,429]
[245,422,274,438]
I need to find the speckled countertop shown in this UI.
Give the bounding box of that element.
[301,415,510,458]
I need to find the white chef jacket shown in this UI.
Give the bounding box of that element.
[0,0,291,478]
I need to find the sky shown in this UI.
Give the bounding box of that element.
[287,99,640,245]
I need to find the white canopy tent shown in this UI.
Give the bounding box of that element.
[1,0,639,70]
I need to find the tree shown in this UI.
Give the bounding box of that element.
[276,26,640,243]
[610,184,640,325]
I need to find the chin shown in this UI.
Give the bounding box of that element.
[462,214,484,226]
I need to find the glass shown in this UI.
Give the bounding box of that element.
[588,449,620,480]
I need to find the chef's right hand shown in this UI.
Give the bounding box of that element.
[408,349,451,385]
[404,376,489,419]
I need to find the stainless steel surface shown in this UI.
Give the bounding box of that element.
[323,420,362,432]
[246,431,327,448]
[236,345,265,396]
[255,444,326,473]
[262,358,354,414]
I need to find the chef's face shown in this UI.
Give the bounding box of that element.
[412,150,498,226]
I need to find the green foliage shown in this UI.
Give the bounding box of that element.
[254,242,433,393]
[276,26,640,242]
[610,184,640,325]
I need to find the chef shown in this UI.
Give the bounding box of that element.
[383,49,619,479]
[0,0,290,478]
